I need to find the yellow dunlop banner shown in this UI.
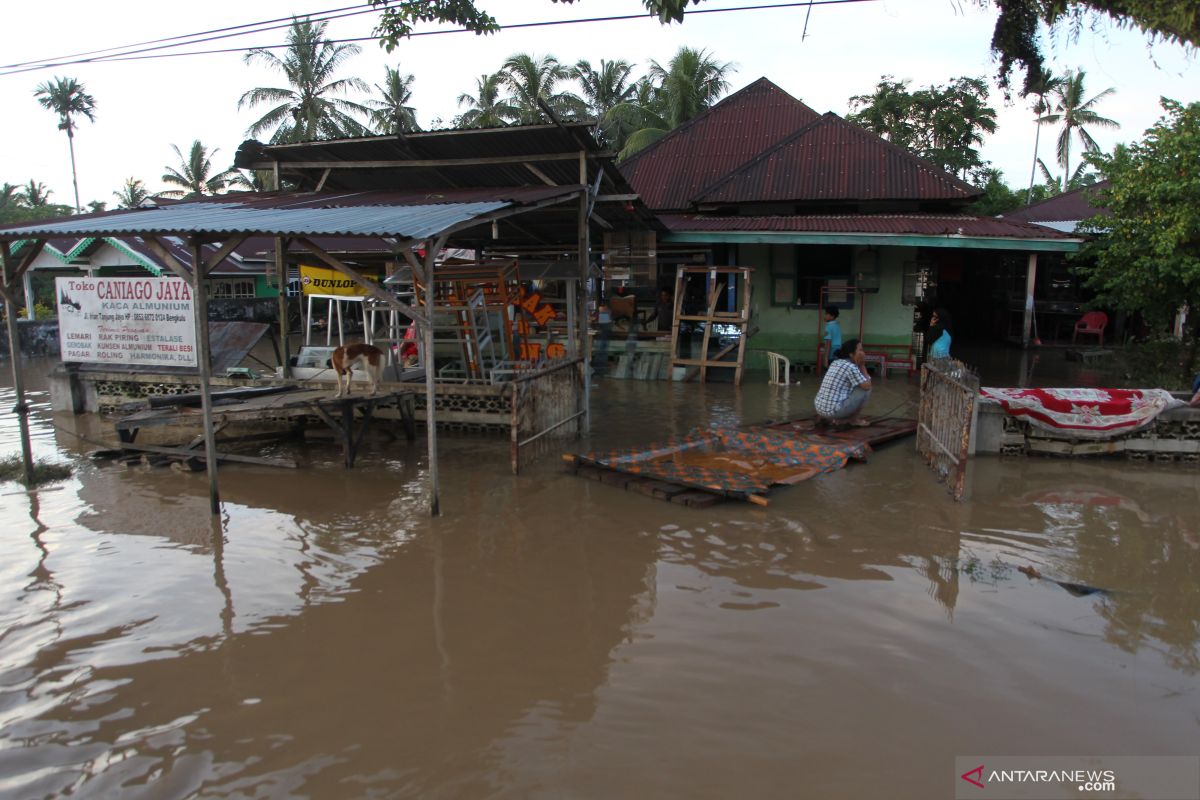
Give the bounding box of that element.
[299,264,381,296]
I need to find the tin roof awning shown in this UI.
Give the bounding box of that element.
[0,186,584,242]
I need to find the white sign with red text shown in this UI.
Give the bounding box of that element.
[56,277,197,367]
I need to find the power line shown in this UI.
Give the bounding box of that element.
[0,2,378,70]
[0,4,385,76]
[1,0,877,77]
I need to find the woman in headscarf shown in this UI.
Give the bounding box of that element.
[928,307,953,360]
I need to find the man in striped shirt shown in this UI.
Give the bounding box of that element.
[814,338,872,426]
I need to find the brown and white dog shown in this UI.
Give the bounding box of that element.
[330,343,384,397]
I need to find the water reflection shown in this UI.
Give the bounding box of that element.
[1,361,1198,797]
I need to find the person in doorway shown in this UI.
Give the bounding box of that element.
[814,338,872,426]
[928,307,953,360]
[646,287,674,333]
[822,305,842,368]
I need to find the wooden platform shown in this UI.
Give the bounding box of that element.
[564,416,918,508]
[114,386,418,468]
[763,415,919,447]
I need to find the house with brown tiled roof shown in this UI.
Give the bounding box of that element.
[620,78,1083,369]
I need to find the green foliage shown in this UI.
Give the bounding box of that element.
[113,177,149,209]
[368,1,1197,105]
[847,75,997,181]
[967,169,1026,215]
[982,0,1200,94]
[498,53,585,124]
[1077,98,1200,376]
[1109,336,1196,389]
[159,141,247,199]
[367,66,420,134]
[0,455,73,486]
[454,72,517,128]
[239,18,371,143]
[1038,68,1118,191]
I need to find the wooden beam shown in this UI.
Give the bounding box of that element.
[314,167,332,192]
[109,440,296,468]
[9,239,46,285]
[595,193,639,202]
[422,234,449,517]
[142,236,192,281]
[243,151,612,170]
[524,162,557,186]
[294,238,428,327]
[201,234,249,277]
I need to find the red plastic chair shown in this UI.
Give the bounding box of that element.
[1072,311,1108,345]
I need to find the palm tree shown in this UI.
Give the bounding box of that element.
[1039,68,1119,192]
[455,73,517,128]
[499,53,585,124]
[573,59,637,147]
[1022,67,1063,203]
[159,141,245,199]
[0,183,22,211]
[647,47,733,130]
[367,66,420,134]
[239,18,370,143]
[610,47,735,159]
[33,76,96,213]
[113,178,150,209]
[20,180,53,207]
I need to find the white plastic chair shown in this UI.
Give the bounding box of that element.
[766,352,791,385]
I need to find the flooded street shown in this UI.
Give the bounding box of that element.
[1,357,1198,799]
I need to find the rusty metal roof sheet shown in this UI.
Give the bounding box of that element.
[0,187,580,240]
[620,78,823,211]
[693,114,980,204]
[1002,180,1110,223]
[659,213,1078,240]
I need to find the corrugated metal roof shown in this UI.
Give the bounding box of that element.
[236,122,645,200]
[0,187,581,240]
[620,78,823,211]
[659,213,1077,240]
[693,114,980,204]
[1002,180,1110,223]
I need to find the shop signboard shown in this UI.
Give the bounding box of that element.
[56,276,197,367]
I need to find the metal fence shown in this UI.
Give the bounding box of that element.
[917,358,979,500]
[510,357,586,474]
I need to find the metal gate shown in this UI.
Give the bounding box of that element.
[916,359,979,500]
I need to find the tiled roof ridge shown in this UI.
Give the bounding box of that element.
[618,77,817,170]
[691,112,980,204]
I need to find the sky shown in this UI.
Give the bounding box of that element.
[1,0,1196,210]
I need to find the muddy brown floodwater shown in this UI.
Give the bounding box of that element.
[1,356,1198,799]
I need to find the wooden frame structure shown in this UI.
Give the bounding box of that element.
[669,265,754,385]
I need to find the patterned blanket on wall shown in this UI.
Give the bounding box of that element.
[979,387,1184,439]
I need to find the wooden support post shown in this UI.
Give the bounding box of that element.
[22,270,35,320]
[577,150,591,432]
[1,241,35,485]
[190,239,221,515]
[422,236,447,516]
[1022,253,1038,349]
[276,238,290,378]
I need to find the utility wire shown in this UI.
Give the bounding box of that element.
[0,2,377,70]
[1,5,386,76]
[1,0,877,77]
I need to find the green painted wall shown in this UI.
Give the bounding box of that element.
[740,244,918,370]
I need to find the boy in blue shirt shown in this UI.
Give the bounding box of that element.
[822,306,842,368]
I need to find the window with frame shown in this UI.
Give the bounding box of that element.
[211,278,256,299]
[794,245,854,309]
